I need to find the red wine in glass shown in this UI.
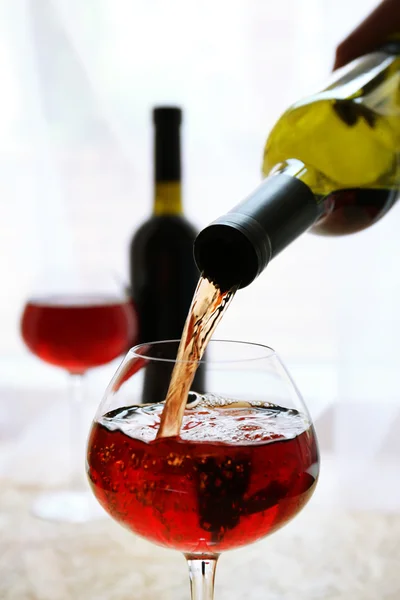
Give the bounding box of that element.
[21,274,138,524]
[88,401,318,555]
[21,294,136,374]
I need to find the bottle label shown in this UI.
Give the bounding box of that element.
[154,182,183,216]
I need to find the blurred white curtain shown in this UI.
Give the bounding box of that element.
[1,0,399,409]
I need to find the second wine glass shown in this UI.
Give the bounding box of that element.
[21,270,137,523]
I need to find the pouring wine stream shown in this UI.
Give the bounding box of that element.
[157,276,236,439]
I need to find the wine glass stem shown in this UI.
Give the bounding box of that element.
[186,556,218,600]
[68,372,86,490]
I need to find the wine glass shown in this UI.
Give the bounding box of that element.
[86,339,319,599]
[20,269,137,523]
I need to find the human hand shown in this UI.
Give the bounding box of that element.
[334,0,400,69]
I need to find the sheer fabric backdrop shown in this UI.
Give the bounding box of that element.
[1,1,399,491]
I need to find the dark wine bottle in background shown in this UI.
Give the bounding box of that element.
[194,42,400,292]
[130,106,205,402]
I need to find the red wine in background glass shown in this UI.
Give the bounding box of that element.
[21,294,137,374]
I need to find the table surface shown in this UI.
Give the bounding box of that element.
[1,386,400,599]
[1,480,400,600]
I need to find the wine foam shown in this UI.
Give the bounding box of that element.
[101,394,310,445]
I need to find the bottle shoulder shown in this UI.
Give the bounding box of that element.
[130,214,197,247]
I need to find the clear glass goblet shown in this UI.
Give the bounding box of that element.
[86,339,319,599]
[21,269,137,522]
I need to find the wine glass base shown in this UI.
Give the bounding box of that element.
[31,490,106,523]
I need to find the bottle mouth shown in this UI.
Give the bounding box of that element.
[194,171,318,291]
[194,221,269,291]
[153,106,182,125]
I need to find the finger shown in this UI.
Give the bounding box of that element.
[334,0,400,69]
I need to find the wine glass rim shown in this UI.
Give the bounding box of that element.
[129,339,276,364]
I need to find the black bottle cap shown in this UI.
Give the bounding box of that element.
[194,217,269,292]
[194,173,320,291]
[153,106,182,181]
[153,106,182,126]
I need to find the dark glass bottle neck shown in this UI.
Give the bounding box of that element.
[153,107,183,215]
[194,163,324,290]
[154,107,181,182]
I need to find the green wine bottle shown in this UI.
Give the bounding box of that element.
[195,41,400,291]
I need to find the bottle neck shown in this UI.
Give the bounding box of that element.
[270,159,332,196]
[154,181,182,216]
[194,160,326,290]
[237,159,327,260]
[153,113,183,216]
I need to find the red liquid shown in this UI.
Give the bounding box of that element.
[87,403,319,555]
[313,188,396,235]
[21,295,137,374]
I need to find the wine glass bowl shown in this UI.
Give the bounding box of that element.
[21,275,137,374]
[87,340,319,559]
